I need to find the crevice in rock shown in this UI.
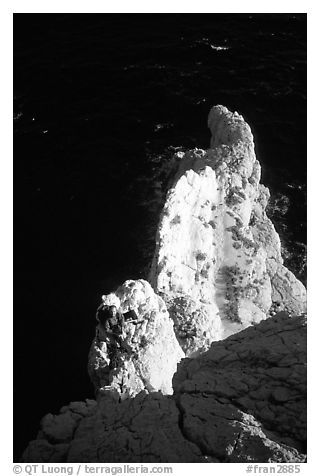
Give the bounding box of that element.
[174,395,223,462]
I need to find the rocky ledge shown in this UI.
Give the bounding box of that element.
[23,312,306,463]
[21,106,307,463]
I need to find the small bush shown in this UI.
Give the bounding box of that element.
[170,215,181,226]
[195,251,207,261]
[200,268,209,278]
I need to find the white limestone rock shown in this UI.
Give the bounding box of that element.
[149,105,306,355]
[88,279,184,397]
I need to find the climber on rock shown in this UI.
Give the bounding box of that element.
[96,304,131,370]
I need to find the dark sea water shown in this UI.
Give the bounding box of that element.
[13,13,306,460]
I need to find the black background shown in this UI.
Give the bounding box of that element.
[14,13,306,460]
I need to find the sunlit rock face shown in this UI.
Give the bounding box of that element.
[149,105,306,355]
[88,279,184,397]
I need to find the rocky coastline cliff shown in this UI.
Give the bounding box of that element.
[22,106,307,463]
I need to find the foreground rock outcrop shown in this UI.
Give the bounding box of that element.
[21,106,307,463]
[22,312,306,463]
[174,311,306,460]
[150,105,306,355]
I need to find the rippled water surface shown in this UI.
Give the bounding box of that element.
[14,14,306,459]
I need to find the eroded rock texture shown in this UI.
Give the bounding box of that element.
[22,312,306,463]
[88,279,184,397]
[149,105,306,355]
[174,311,306,461]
